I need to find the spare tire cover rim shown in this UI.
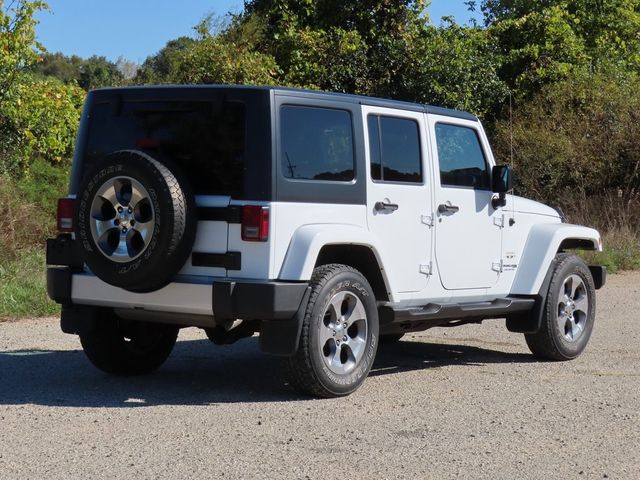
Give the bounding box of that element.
[89,175,156,263]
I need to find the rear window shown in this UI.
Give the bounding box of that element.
[84,101,246,196]
[280,105,355,182]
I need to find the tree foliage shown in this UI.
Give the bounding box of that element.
[480,0,640,96]
[3,0,640,217]
[0,0,47,104]
[0,1,85,175]
[1,76,84,174]
[493,74,640,205]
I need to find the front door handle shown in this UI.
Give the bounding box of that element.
[375,201,399,213]
[438,203,460,214]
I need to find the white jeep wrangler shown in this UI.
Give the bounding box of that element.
[47,86,606,397]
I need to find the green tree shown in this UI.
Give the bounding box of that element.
[135,36,197,83]
[30,51,83,84]
[166,21,278,85]
[0,1,47,104]
[235,0,428,97]
[1,76,84,173]
[78,55,124,90]
[404,19,508,116]
[479,0,640,96]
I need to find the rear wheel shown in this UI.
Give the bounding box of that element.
[525,254,596,360]
[79,309,179,375]
[286,264,379,398]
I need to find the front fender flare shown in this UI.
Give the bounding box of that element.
[510,223,601,295]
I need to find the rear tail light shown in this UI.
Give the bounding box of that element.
[57,198,75,233]
[241,205,269,242]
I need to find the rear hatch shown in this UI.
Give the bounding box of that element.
[71,86,273,280]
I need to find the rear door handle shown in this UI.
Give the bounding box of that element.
[375,201,399,213]
[438,203,460,214]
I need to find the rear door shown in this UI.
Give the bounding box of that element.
[428,116,502,290]
[363,106,432,294]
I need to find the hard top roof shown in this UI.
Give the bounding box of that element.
[92,84,478,121]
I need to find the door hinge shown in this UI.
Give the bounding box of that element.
[420,262,433,275]
[421,214,435,228]
[491,260,503,273]
[494,214,505,228]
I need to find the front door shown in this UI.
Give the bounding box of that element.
[364,106,431,294]
[429,117,502,290]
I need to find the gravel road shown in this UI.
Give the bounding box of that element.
[1,272,639,480]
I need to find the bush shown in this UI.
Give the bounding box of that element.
[492,74,640,206]
[0,174,53,264]
[0,76,85,176]
[17,157,69,217]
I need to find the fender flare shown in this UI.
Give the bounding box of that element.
[510,223,601,295]
[278,223,391,288]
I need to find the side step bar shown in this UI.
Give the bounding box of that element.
[379,297,535,333]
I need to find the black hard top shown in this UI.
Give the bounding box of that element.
[93,84,479,122]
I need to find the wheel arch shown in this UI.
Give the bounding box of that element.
[277,224,392,301]
[510,223,601,296]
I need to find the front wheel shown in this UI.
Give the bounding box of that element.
[80,309,179,375]
[286,264,379,398]
[525,254,596,360]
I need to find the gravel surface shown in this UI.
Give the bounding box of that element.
[1,272,639,479]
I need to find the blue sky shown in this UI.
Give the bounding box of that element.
[36,1,479,63]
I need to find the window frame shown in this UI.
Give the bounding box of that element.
[279,103,357,185]
[273,94,366,206]
[434,121,492,191]
[366,113,425,186]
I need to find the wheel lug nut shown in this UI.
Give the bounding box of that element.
[114,219,120,225]
[342,336,347,341]
[343,323,347,328]
[117,206,123,212]
[332,330,336,336]
[131,220,136,226]
[128,207,132,213]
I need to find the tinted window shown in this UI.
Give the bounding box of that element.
[435,123,489,189]
[85,101,246,196]
[368,115,422,183]
[281,106,354,182]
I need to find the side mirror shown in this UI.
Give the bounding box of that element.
[492,164,513,193]
[491,165,513,209]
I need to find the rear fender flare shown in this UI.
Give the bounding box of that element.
[278,224,392,297]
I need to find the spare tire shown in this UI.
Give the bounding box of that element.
[75,150,197,293]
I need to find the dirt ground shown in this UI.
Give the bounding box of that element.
[1,271,638,479]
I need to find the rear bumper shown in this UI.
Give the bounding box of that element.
[47,267,309,355]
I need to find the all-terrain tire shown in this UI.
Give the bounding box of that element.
[525,254,596,360]
[75,150,196,292]
[79,309,179,375]
[286,264,379,398]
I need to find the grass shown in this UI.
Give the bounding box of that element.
[579,228,640,273]
[0,167,61,320]
[0,248,60,319]
[564,193,640,273]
